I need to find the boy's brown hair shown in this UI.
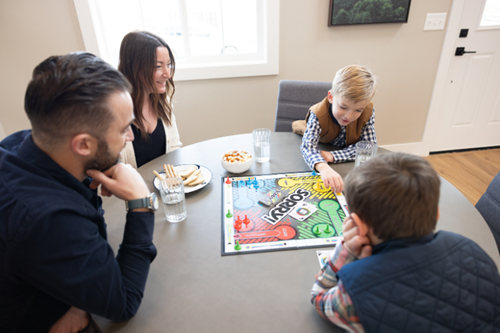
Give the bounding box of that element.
[330,64,377,103]
[344,152,440,240]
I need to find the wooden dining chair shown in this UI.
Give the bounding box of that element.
[274,80,331,132]
[476,171,500,255]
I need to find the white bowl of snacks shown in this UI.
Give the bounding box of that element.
[221,150,254,174]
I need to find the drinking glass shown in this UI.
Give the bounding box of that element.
[159,177,187,223]
[354,141,378,167]
[253,128,271,163]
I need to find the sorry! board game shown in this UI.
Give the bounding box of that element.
[221,171,349,255]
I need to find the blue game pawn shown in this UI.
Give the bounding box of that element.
[312,170,317,176]
[253,183,259,190]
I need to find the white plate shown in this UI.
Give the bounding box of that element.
[153,164,212,194]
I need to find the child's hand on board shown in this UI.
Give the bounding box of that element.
[316,162,344,193]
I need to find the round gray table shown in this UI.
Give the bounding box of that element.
[95,132,500,332]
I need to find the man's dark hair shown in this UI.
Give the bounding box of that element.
[25,52,132,146]
[344,152,441,240]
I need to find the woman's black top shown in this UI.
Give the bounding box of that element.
[131,119,166,168]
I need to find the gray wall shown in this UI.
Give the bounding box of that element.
[0,0,452,147]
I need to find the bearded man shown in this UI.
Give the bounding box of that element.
[0,52,159,333]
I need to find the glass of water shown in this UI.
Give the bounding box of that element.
[159,177,187,223]
[354,141,378,167]
[252,128,271,163]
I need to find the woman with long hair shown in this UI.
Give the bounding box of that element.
[119,31,181,168]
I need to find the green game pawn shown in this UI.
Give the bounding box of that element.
[234,240,242,251]
[324,224,332,233]
[226,209,233,218]
[313,226,322,236]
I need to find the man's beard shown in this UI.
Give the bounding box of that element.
[84,138,120,172]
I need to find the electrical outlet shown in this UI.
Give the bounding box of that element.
[424,13,447,31]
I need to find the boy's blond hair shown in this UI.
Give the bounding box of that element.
[344,153,440,240]
[330,65,377,103]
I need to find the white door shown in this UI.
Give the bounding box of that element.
[431,0,500,152]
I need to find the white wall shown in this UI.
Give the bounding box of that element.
[0,121,5,141]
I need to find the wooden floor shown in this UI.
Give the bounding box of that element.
[424,148,500,206]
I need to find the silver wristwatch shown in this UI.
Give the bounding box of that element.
[126,193,159,211]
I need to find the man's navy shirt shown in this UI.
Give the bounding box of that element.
[0,131,156,332]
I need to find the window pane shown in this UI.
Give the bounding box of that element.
[480,0,500,27]
[81,0,276,80]
[93,0,144,64]
[138,0,185,59]
[185,0,258,56]
[221,0,258,54]
[185,0,223,56]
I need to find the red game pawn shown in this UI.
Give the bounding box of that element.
[243,215,250,227]
[234,216,243,231]
[234,221,242,231]
[225,176,231,184]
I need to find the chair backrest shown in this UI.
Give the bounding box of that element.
[274,80,331,132]
[476,171,500,254]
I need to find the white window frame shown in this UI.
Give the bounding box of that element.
[73,0,279,81]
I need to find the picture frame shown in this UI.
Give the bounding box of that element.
[328,0,411,27]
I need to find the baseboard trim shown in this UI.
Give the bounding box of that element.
[379,142,427,156]
[429,145,500,155]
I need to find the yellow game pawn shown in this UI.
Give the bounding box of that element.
[313,179,329,193]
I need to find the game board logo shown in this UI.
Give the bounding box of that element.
[262,188,312,225]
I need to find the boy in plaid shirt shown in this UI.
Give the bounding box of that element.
[299,65,377,193]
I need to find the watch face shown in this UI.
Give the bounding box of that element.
[151,193,159,211]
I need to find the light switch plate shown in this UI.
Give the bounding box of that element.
[424,13,447,31]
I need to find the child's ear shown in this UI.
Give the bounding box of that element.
[327,91,334,103]
[350,213,369,237]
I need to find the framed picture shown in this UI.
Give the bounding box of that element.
[328,0,411,27]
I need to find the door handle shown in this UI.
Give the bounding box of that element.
[455,47,477,56]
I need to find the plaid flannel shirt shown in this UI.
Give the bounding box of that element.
[311,240,364,333]
[300,110,376,170]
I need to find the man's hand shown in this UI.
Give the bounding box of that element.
[320,150,334,163]
[342,216,372,259]
[87,163,150,201]
[49,306,89,333]
[315,162,344,193]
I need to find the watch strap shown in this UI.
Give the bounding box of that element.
[126,197,150,211]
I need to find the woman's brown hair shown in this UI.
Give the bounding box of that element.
[118,31,176,139]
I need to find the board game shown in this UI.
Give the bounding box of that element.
[221,171,349,255]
